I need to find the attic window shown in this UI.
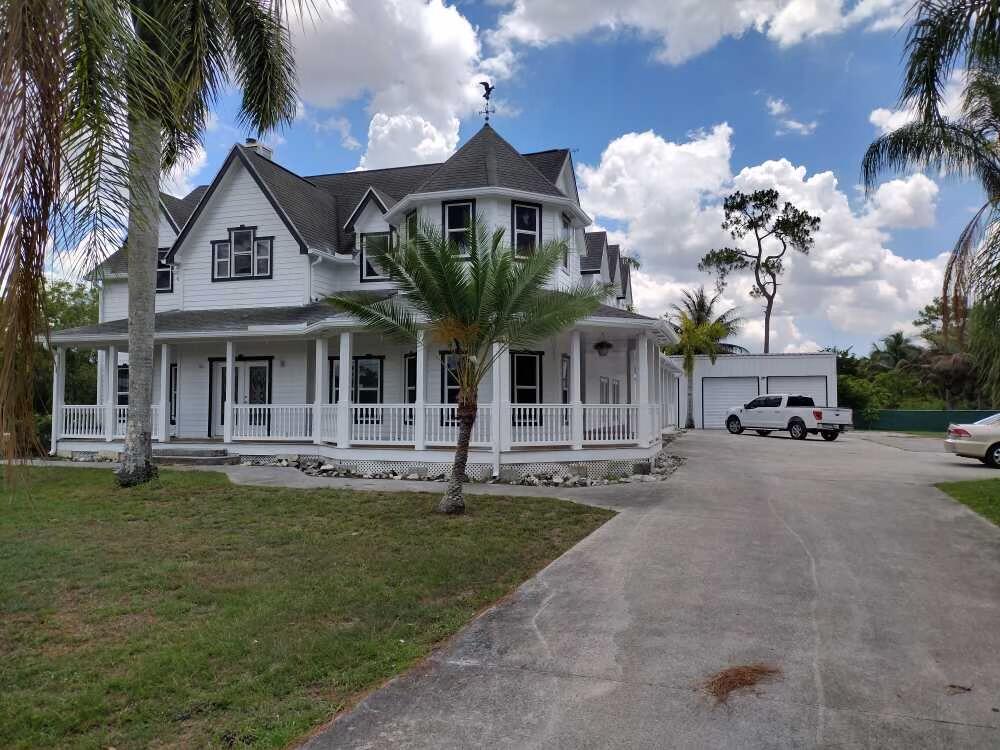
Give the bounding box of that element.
[512,202,540,257]
[360,232,391,281]
[212,227,272,281]
[156,248,173,292]
[443,200,474,253]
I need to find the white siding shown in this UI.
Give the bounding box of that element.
[175,160,309,310]
[99,211,181,322]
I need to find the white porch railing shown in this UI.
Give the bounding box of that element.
[318,404,338,442]
[509,404,573,446]
[61,405,104,438]
[582,404,639,444]
[232,404,312,441]
[424,405,492,446]
[349,405,416,444]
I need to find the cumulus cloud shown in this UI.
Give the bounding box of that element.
[490,0,910,66]
[161,144,207,196]
[291,0,492,168]
[578,126,946,352]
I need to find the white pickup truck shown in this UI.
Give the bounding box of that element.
[725,394,853,441]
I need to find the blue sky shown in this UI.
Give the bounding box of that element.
[170,0,982,354]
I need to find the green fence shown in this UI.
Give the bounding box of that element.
[859,409,998,432]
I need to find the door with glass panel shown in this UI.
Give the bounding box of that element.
[211,360,269,437]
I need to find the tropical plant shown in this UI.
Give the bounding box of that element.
[970,297,1000,405]
[666,286,748,354]
[670,313,730,428]
[861,1,1000,359]
[870,331,921,370]
[115,0,299,487]
[0,0,300,479]
[698,189,820,352]
[327,221,610,514]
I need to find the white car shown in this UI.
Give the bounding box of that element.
[725,394,853,441]
[945,413,1000,468]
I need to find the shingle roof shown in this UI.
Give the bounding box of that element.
[582,231,606,272]
[242,147,339,253]
[606,244,620,283]
[52,295,395,339]
[414,125,566,198]
[307,163,439,252]
[619,263,631,297]
[523,149,569,186]
[592,303,652,320]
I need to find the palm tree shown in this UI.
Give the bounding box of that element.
[670,314,730,428]
[861,1,1000,335]
[115,1,298,486]
[0,0,299,476]
[870,331,921,370]
[666,286,748,355]
[328,220,610,514]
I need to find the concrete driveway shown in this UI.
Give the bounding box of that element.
[302,430,1000,749]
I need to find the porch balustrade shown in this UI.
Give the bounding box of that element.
[54,401,666,448]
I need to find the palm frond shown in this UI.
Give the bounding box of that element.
[325,294,418,343]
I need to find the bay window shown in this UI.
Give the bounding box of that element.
[442,200,474,253]
[512,202,540,257]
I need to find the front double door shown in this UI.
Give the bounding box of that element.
[211,359,270,437]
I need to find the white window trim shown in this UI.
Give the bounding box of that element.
[443,200,474,256]
[360,232,391,281]
[156,248,173,292]
[512,202,540,258]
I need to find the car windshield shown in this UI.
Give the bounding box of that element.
[974,413,1000,425]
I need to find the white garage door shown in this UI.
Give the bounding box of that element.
[702,377,759,428]
[766,376,828,406]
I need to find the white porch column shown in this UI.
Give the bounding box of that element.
[570,330,583,449]
[490,342,504,473]
[158,343,171,442]
[337,331,352,446]
[313,337,329,445]
[496,346,511,452]
[414,331,426,450]
[637,333,651,447]
[105,345,117,441]
[223,340,234,443]
[50,347,64,454]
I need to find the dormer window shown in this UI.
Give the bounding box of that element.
[360,232,391,282]
[442,200,474,253]
[212,226,272,281]
[156,248,173,292]
[512,202,540,258]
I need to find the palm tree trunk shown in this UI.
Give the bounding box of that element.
[685,376,695,428]
[439,396,477,514]
[116,115,159,487]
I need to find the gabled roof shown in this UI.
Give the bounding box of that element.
[523,149,570,185]
[343,186,396,231]
[619,263,631,299]
[414,125,566,197]
[607,244,621,283]
[167,145,339,261]
[582,231,606,272]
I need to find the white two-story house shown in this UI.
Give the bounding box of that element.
[50,124,680,477]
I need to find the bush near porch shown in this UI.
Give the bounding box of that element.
[0,468,612,749]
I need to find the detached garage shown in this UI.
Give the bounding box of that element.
[667,353,838,429]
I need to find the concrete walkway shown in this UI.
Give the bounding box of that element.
[294,430,1000,749]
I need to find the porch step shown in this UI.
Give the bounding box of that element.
[152,447,240,466]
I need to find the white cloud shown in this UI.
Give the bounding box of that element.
[869,70,966,134]
[160,144,207,196]
[865,173,939,229]
[291,0,492,167]
[359,113,459,169]
[765,96,817,135]
[313,115,361,151]
[490,0,909,66]
[578,126,946,352]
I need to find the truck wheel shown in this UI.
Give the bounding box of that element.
[789,420,807,440]
[755,430,771,436]
[986,443,1000,469]
[726,416,743,435]
[820,430,839,442]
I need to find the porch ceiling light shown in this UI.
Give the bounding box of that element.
[594,339,613,357]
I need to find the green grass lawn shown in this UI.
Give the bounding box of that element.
[0,468,613,749]
[937,478,1000,526]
